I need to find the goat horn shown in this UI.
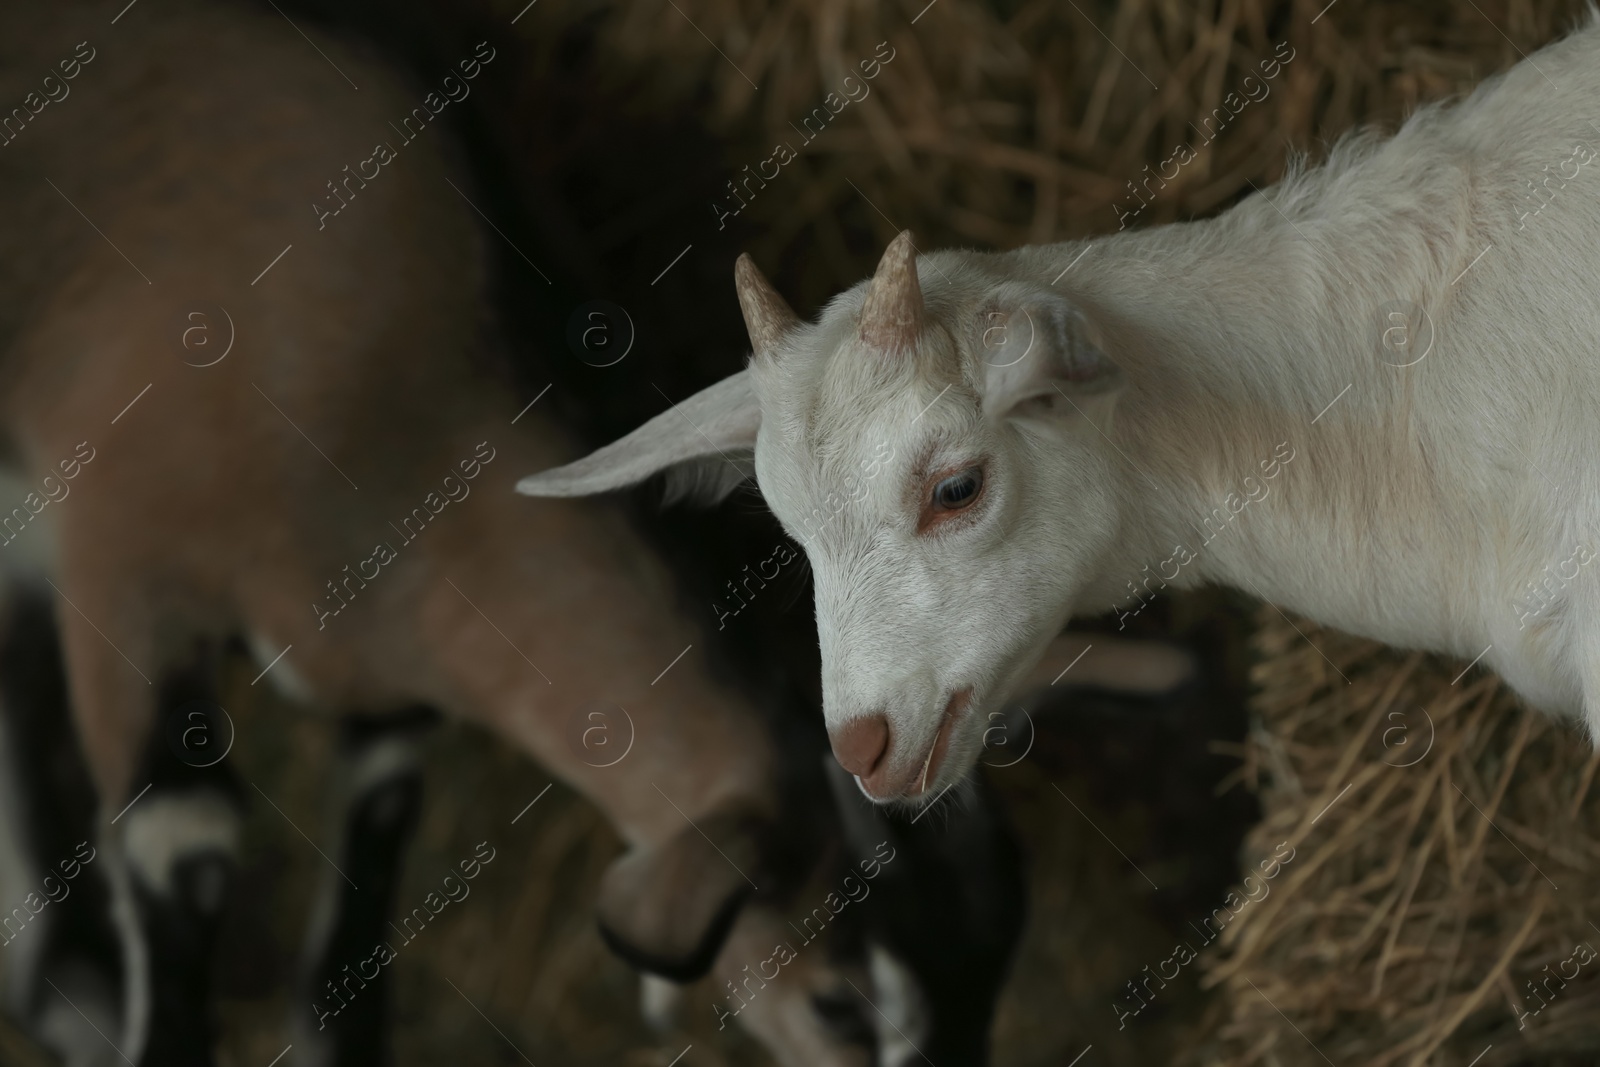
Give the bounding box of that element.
[859,229,924,354]
[734,254,800,355]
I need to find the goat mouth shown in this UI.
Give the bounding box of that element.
[913,688,974,798]
[851,688,976,804]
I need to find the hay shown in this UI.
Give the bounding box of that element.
[522,0,1590,288]
[1190,608,1600,1067]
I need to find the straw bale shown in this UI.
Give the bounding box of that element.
[1190,609,1600,1067]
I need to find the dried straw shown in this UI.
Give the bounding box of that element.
[523,0,1590,285]
[1189,608,1600,1067]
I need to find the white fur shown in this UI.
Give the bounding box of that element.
[111,795,240,1061]
[344,735,420,800]
[121,794,240,898]
[521,20,1600,802]
[867,943,927,1067]
[638,972,682,1031]
[100,829,150,1064]
[245,631,314,704]
[0,471,61,579]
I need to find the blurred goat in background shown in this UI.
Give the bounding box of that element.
[0,2,1040,1065]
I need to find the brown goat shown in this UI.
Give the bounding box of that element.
[0,2,1003,1065]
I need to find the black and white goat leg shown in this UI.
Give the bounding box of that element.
[0,584,122,1067]
[822,758,1026,1067]
[106,646,242,1066]
[293,709,434,1067]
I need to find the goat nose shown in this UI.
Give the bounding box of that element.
[830,715,890,780]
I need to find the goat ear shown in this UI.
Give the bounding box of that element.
[594,813,762,982]
[979,298,1123,429]
[516,370,758,503]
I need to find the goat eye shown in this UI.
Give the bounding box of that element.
[932,468,983,511]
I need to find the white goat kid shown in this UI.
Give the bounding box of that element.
[520,19,1600,804]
